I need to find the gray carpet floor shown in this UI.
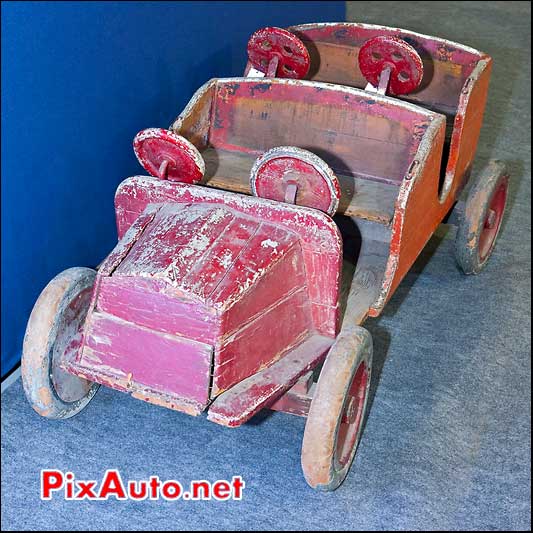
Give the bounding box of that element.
[1,2,531,530]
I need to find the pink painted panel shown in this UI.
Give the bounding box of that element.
[99,204,160,276]
[96,276,219,344]
[303,249,341,307]
[210,223,299,309]
[80,312,213,406]
[114,177,342,251]
[212,287,313,395]
[288,23,483,64]
[114,178,342,337]
[115,203,235,284]
[208,333,333,427]
[206,80,433,185]
[310,303,338,338]
[222,240,307,334]
[179,214,260,301]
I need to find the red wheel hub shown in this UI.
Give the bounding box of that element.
[247,27,310,79]
[359,36,424,95]
[478,178,508,261]
[335,361,369,467]
[133,128,205,184]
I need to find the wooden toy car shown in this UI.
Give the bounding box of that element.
[22,25,509,492]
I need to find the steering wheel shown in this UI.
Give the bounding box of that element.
[358,36,424,95]
[133,128,204,184]
[250,146,341,216]
[247,27,310,79]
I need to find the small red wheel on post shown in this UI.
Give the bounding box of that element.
[247,27,310,79]
[302,326,372,491]
[250,146,341,216]
[133,128,205,184]
[359,36,424,95]
[454,160,510,274]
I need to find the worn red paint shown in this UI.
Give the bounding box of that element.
[22,20,505,493]
[250,146,341,216]
[247,27,310,79]
[208,334,332,426]
[358,36,424,95]
[242,23,491,316]
[62,184,342,415]
[133,128,205,183]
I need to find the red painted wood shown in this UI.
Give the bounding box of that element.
[209,223,299,309]
[179,216,260,301]
[214,287,312,395]
[247,27,310,79]
[99,205,159,276]
[303,249,341,309]
[286,22,484,80]
[114,203,235,284]
[114,177,342,336]
[96,276,219,344]
[207,333,332,427]
[311,304,338,338]
[269,371,315,417]
[269,389,313,417]
[358,36,423,95]
[250,146,341,216]
[221,236,307,335]
[79,311,213,411]
[208,81,430,186]
[66,182,342,414]
[133,128,204,183]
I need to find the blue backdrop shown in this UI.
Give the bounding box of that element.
[1,1,344,376]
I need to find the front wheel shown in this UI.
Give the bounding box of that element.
[455,161,510,274]
[21,267,100,419]
[301,326,372,491]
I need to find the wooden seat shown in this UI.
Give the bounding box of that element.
[202,147,398,225]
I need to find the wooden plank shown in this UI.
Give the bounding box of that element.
[269,371,315,417]
[297,40,469,116]
[370,115,448,315]
[210,223,299,309]
[207,81,428,168]
[287,22,485,115]
[114,203,235,284]
[269,384,316,417]
[96,276,219,345]
[114,176,342,323]
[213,287,313,395]
[100,205,160,276]
[202,147,398,223]
[78,311,213,413]
[220,233,307,334]
[180,214,260,301]
[442,59,492,198]
[207,333,333,427]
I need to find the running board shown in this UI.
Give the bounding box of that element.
[207,334,333,427]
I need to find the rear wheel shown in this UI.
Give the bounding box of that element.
[455,161,510,274]
[301,326,372,491]
[22,267,99,419]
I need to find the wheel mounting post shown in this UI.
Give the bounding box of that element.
[284,181,298,204]
[377,65,392,94]
[266,55,280,77]
[158,159,170,180]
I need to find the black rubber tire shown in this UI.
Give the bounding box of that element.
[301,326,372,491]
[455,160,510,275]
[21,267,100,419]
